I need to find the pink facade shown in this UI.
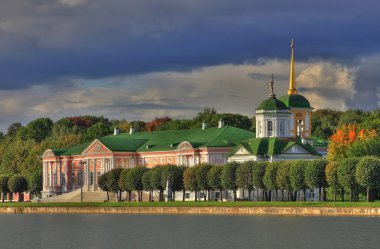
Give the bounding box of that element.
[42,139,230,198]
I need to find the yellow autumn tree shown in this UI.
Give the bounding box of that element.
[327,124,376,162]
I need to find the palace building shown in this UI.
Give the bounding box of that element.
[41,39,323,199]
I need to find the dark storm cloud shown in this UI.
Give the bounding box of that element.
[0,0,379,91]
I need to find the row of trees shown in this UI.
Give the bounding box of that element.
[98,156,380,203]
[99,157,380,201]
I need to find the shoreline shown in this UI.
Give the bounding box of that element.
[2,206,380,216]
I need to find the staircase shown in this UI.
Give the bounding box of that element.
[39,189,117,203]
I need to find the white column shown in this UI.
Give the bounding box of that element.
[49,162,53,187]
[93,159,97,189]
[102,159,105,174]
[43,162,46,189]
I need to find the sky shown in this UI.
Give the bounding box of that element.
[0,0,379,131]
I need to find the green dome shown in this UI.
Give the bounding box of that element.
[256,96,288,110]
[278,94,311,108]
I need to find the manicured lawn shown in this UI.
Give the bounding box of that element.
[0,201,380,208]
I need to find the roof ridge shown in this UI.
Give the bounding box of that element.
[206,126,230,146]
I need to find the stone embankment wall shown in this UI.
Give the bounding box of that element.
[1,206,380,216]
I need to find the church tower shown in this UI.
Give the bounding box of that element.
[279,38,313,139]
[256,75,291,138]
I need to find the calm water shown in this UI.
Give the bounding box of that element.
[0,214,379,249]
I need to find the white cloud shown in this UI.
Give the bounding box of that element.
[0,59,358,131]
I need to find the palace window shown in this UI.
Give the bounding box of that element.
[267,121,273,137]
[61,173,66,186]
[77,172,82,186]
[167,157,172,163]
[90,172,94,185]
[160,157,165,164]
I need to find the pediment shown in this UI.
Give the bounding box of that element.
[177,141,193,150]
[283,144,309,154]
[234,146,250,155]
[82,140,112,155]
[42,149,55,158]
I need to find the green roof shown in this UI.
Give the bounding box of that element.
[231,137,320,156]
[98,137,149,152]
[256,96,288,111]
[278,94,312,109]
[61,142,92,156]
[56,126,255,155]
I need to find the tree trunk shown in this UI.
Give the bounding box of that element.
[182,189,185,202]
[220,189,223,202]
[242,189,245,200]
[233,190,237,202]
[203,191,206,201]
[333,187,336,202]
[248,190,251,201]
[281,190,284,202]
[318,187,321,201]
[293,190,297,202]
[275,190,278,202]
[195,190,197,201]
[367,188,371,202]
[303,189,306,201]
[106,190,109,202]
[256,189,259,201]
[341,188,345,202]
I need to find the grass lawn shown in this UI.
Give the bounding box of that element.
[0,201,380,208]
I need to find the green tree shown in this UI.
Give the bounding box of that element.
[263,162,280,201]
[142,170,153,202]
[355,156,380,202]
[82,121,112,142]
[325,161,340,202]
[119,169,132,202]
[207,165,224,202]
[28,171,43,197]
[0,175,10,202]
[8,175,28,201]
[151,166,165,202]
[236,161,254,200]
[221,162,239,201]
[337,157,359,202]
[98,172,110,202]
[346,138,380,158]
[196,164,213,201]
[289,160,307,201]
[125,167,147,202]
[276,161,292,201]
[6,122,22,137]
[183,166,198,201]
[24,118,54,142]
[107,168,123,201]
[252,161,267,201]
[304,159,327,201]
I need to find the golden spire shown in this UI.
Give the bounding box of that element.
[288,37,298,95]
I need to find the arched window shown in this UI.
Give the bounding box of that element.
[268,121,273,137]
[297,119,304,137]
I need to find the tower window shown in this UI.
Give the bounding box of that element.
[268,121,273,137]
[280,122,285,137]
[297,120,304,137]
